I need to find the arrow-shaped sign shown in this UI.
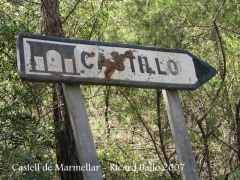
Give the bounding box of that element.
[17,33,216,89]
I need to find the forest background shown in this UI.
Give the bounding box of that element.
[0,0,240,179]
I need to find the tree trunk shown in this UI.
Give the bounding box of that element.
[41,0,83,179]
[236,100,240,163]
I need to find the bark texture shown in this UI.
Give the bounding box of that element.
[41,0,83,179]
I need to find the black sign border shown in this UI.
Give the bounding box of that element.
[17,33,216,90]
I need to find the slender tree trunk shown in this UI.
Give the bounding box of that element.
[105,86,111,138]
[197,121,212,180]
[235,100,240,163]
[41,0,83,179]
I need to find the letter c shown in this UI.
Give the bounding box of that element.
[12,164,19,171]
[81,51,94,69]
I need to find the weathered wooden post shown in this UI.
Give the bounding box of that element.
[163,90,199,179]
[17,33,216,180]
[62,84,103,179]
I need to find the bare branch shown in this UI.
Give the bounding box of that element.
[213,0,226,23]
[62,0,82,24]
[88,0,105,40]
[197,0,227,123]
[117,87,165,166]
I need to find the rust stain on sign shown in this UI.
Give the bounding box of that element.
[104,50,133,80]
[89,52,96,57]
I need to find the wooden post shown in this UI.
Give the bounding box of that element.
[62,84,103,180]
[162,90,199,180]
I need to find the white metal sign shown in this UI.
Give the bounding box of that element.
[17,34,216,89]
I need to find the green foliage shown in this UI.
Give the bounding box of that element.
[229,169,240,179]
[0,1,56,179]
[0,0,240,179]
